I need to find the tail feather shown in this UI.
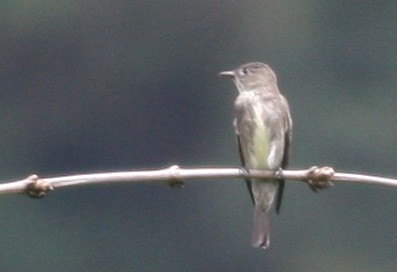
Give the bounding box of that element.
[251,205,270,249]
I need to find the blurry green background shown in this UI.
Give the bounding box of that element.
[1,1,397,271]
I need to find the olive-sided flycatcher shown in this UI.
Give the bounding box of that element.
[219,62,292,249]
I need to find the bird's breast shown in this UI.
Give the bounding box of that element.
[250,104,271,169]
[235,95,271,169]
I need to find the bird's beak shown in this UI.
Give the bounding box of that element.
[218,71,236,79]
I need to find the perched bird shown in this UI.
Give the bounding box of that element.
[219,62,292,249]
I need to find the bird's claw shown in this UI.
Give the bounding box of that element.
[275,167,283,179]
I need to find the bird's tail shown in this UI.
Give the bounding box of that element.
[251,204,270,249]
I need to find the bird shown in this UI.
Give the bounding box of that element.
[219,62,292,249]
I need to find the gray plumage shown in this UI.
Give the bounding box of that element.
[219,62,292,249]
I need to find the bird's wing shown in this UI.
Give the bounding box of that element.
[237,134,255,204]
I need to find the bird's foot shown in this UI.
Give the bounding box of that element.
[275,167,284,180]
[240,166,251,177]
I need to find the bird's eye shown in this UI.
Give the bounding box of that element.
[242,68,250,75]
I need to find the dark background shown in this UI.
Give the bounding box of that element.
[1,1,397,271]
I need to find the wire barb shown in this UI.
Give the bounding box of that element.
[307,166,335,192]
[25,175,53,198]
[167,165,184,188]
